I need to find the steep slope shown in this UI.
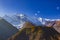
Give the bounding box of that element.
[0,17,18,40]
[3,14,60,30]
[42,20,60,33]
[8,22,60,40]
[53,21,60,33]
[3,14,43,29]
[3,15,21,29]
[3,14,29,29]
[44,21,55,27]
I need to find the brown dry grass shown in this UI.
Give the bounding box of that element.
[8,22,60,40]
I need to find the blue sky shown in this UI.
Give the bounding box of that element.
[0,0,60,19]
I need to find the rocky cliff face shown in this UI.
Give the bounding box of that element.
[44,21,55,27]
[44,20,60,33]
[53,21,60,33]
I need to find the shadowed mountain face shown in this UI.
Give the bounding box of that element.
[44,21,60,33]
[45,21,55,27]
[8,22,60,40]
[53,21,60,33]
[0,18,18,40]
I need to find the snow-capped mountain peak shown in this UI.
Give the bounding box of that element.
[2,14,60,29]
[16,14,25,19]
[37,17,60,26]
[37,17,45,24]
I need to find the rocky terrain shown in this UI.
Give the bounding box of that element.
[8,21,60,40]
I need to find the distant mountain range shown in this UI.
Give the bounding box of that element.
[2,14,60,29]
[3,14,25,29]
[0,14,60,40]
[2,14,43,29]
